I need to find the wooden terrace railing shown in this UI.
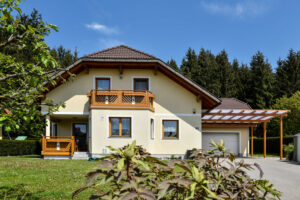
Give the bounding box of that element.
[88,90,155,111]
[41,136,75,156]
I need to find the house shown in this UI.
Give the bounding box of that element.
[41,45,289,159]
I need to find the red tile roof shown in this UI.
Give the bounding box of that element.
[84,45,157,60]
[216,98,252,109]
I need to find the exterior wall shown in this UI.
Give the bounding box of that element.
[44,68,203,156]
[90,109,151,154]
[42,68,202,115]
[90,109,202,155]
[149,114,202,155]
[202,127,250,157]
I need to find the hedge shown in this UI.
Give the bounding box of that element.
[0,140,41,156]
[250,136,294,154]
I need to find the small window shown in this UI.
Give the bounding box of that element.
[150,118,154,139]
[134,78,149,91]
[162,120,179,139]
[109,117,131,137]
[51,123,57,137]
[96,78,110,90]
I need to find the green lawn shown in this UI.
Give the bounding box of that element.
[0,155,100,200]
[252,153,280,157]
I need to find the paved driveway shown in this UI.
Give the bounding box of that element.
[239,158,300,200]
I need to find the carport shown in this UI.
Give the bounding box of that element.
[202,109,290,160]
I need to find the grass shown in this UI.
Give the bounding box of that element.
[0,155,101,200]
[252,153,280,157]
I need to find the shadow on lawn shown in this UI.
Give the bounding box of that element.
[0,184,43,200]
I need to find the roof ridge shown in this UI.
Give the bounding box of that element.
[220,98,252,109]
[84,45,124,57]
[83,45,157,59]
[119,45,157,59]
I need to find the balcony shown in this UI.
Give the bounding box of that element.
[41,136,75,156]
[88,90,155,111]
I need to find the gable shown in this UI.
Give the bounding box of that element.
[45,46,221,109]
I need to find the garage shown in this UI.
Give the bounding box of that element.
[202,132,240,155]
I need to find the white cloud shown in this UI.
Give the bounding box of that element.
[100,39,124,48]
[86,22,118,35]
[200,0,275,18]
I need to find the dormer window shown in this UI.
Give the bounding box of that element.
[134,78,149,91]
[96,78,110,90]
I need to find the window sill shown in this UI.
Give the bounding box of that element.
[108,136,132,139]
[162,137,179,140]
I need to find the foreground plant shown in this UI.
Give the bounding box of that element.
[73,141,281,199]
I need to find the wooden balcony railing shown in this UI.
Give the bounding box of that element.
[41,136,75,157]
[88,90,155,111]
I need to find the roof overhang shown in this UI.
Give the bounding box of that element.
[44,58,221,109]
[202,109,290,127]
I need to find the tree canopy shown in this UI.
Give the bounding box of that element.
[168,47,300,136]
[271,91,300,136]
[0,0,66,136]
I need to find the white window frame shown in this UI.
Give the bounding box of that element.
[150,118,155,139]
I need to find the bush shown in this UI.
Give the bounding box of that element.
[284,144,294,160]
[0,140,41,156]
[73,141,281,199]
[251,136,293,154]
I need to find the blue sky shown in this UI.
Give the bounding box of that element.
[21,0,300,68]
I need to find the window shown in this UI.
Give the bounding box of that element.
[134,78,149,91]
[162,120,179,139]
[150,118,154,139]
[109,117,131,137]
[51,123,57,137]
[96,78,110,90]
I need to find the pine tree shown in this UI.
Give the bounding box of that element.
[197,48,221,97]
[166,59,180,71]
[236,63,251,103]
[50,45,78,68]
[275,49,300,98]
[248,52,275,108]
[180,48,198,80]
[216,50,237,97]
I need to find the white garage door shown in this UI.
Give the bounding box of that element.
[202,132,239,154]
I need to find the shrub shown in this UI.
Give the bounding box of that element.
[0,140,41,156]
[73,141,281,199]
[284,143,294,160]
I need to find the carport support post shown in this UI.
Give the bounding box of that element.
[251,127,254,157]
[264,122,267,158]
[280,116,283,160]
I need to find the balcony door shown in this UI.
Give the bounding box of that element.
[133,78,149,91]
[73,123,87,151]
